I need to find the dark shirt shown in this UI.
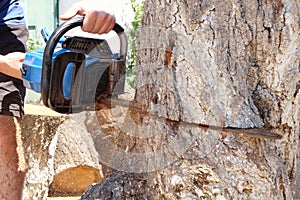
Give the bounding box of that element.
[0,0,25,25]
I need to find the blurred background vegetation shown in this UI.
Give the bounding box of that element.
[125,0,144,88]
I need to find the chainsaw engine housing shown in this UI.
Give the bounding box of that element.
[22,17,127,113]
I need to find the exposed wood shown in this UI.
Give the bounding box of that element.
[20,108,104,199]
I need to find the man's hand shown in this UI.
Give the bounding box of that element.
[0,52,25,80]
[60,0,115,34]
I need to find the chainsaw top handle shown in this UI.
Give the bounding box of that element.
[41,15,126,107]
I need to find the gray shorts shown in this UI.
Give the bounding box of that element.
[0,24,28,118]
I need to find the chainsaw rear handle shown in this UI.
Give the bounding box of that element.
[41,15,127,107]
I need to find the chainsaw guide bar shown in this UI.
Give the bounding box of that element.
[97,97,283,140]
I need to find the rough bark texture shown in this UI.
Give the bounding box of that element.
[21,113,65,200]
[82,0,299,199]
[20,106,103,199]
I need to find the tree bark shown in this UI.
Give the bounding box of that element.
[83,0,299,199]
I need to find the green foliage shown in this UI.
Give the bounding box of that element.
[26,37,44,52]
[126,0,144,88]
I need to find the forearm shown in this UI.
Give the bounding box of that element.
[0,54,23,79]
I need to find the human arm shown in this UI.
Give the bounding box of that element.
[60,0,115,34]
[0,52,25,79]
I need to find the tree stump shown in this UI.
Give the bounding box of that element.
[20,105,103,199]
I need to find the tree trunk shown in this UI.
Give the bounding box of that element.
[83,0,299,199]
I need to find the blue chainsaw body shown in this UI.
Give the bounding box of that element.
[21,17,127,113]
[22,47,72,94]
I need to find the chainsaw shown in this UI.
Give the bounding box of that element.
[21,16,283,140]
[22,16,127,113]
